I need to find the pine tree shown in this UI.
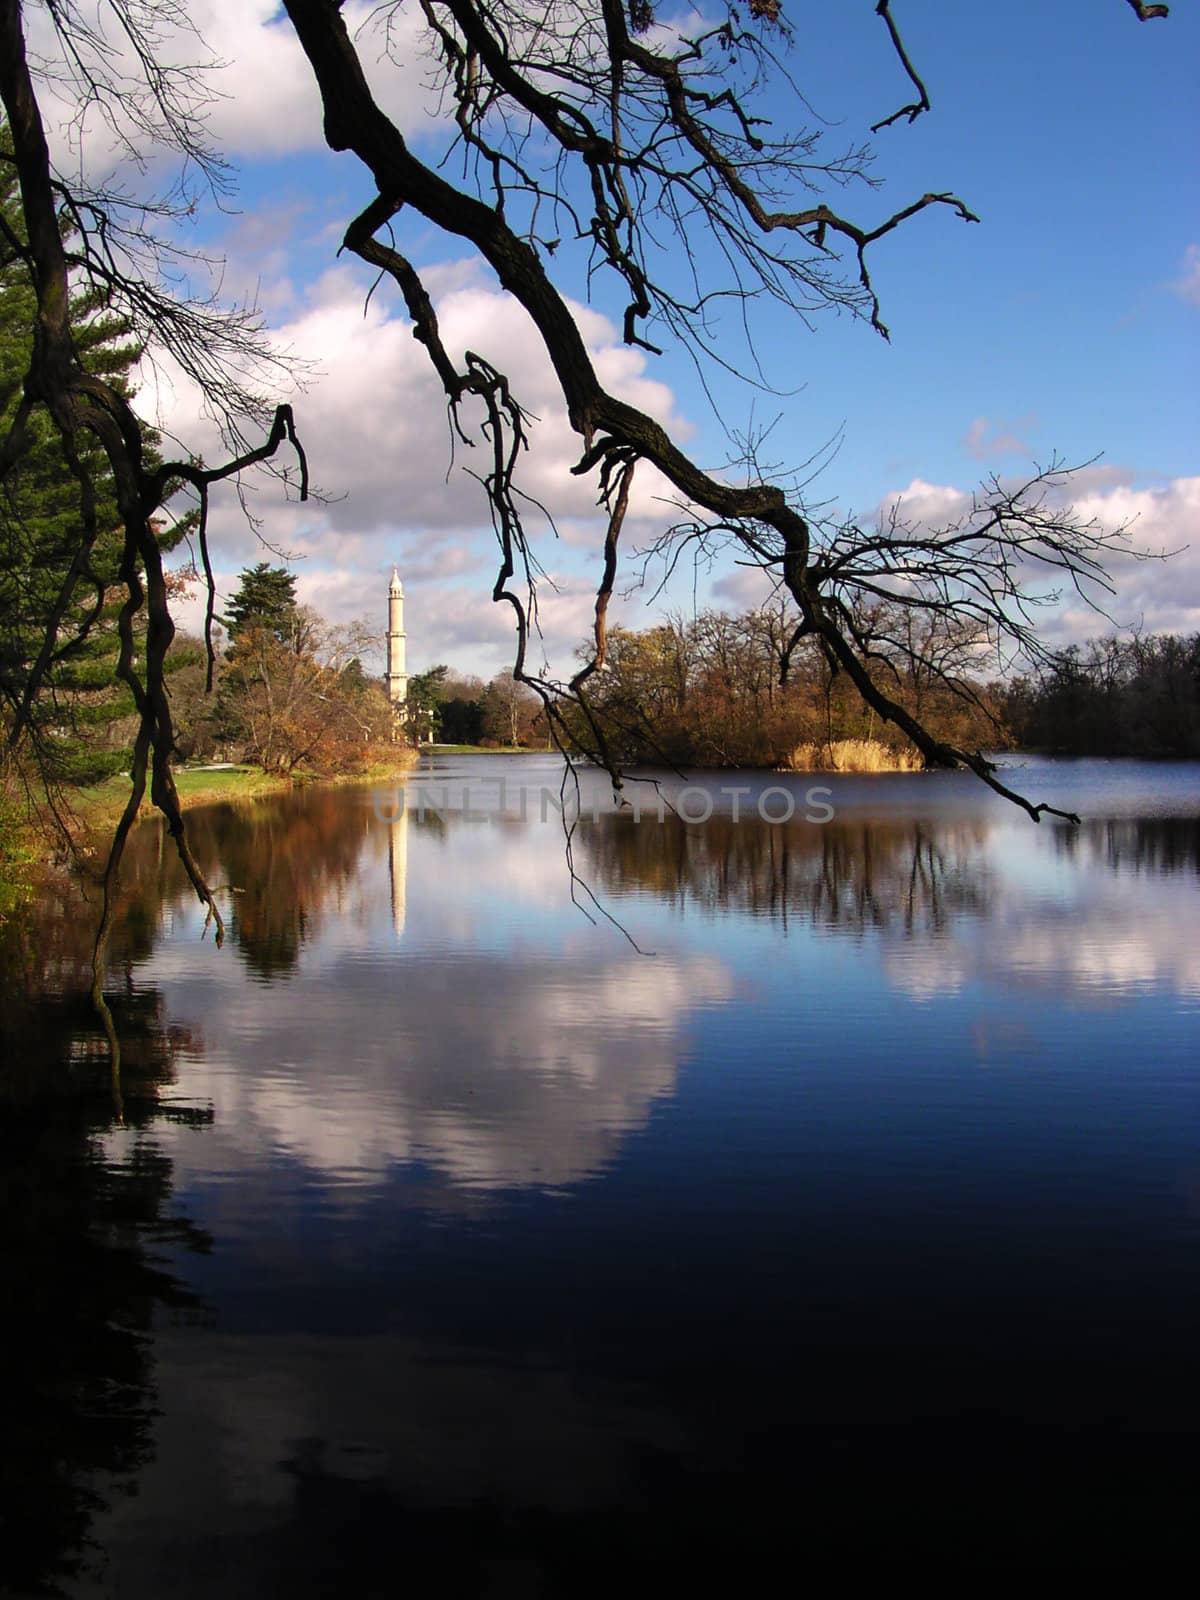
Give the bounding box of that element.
[0,150,191,785]
[222,564,298,644]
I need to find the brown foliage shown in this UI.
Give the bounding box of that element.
[217,613,396,776]
[578,604,1006,768]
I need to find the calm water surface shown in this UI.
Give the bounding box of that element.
[2,755,1198,1588]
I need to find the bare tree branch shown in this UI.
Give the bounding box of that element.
[871,2,932,133]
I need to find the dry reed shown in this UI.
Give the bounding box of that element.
[785,738,924,773]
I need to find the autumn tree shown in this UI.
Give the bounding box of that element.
[216,581,393,774]
[578,605,1002,767]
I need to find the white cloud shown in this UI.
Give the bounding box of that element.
[150,256,692,534]
[166,557,616,681]
[963,415,1034,461]
[154,252,695,677]
[1170,243,1200,307]
[1061,474,1200,636]
[29,1,445,176]
[879,477,973,529]
[185,0,332,157]
[868,472,1200,646]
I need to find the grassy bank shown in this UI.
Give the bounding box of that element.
[1,751,420,883]
[76,753,420,825]
[72,765,290,830]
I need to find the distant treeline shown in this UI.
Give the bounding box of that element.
[405,664,546,747]
[996,633,1200,758]
[409,613,1200,768]
[565,611,1200,767]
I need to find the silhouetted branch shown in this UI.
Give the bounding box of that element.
[871,2,932,132]
[278,0,1166,824]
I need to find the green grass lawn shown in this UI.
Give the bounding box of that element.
[76,756,419,822]
[174,766,280,796]
[74,765,286,824]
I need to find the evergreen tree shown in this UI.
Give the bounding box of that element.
[0,148,191,785]
[223,564,298,644]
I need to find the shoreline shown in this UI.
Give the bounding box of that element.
[1,753,420,889]
[422,743,551,755]
[80,753,421,827]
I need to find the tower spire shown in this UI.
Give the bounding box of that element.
[386,568,407,704]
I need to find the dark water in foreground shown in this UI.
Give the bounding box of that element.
[2,755,1199,1589]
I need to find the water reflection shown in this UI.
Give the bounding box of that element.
[0,864,210,1596]
[576,804,1200,1003]
[93,776,1200,1224]
[159,943,734,1195]
[1054,814,1200,877]
[13,772,1200,1209]
[3,759,1199,1589]
[388,808,407,940]
[583,811,994,936]
[182,790,378,978]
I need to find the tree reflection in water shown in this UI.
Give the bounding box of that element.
[153,788,377,978]
[0,785,385,1593]
[0,839,211,1598]
[581,810,994,938]
[1052,815,1200,879]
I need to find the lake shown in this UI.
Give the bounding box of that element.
[2,753,1198,1588]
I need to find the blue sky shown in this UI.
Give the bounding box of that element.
[40,1,1198,677]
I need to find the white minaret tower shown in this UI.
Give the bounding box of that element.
[385,567,407,704]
